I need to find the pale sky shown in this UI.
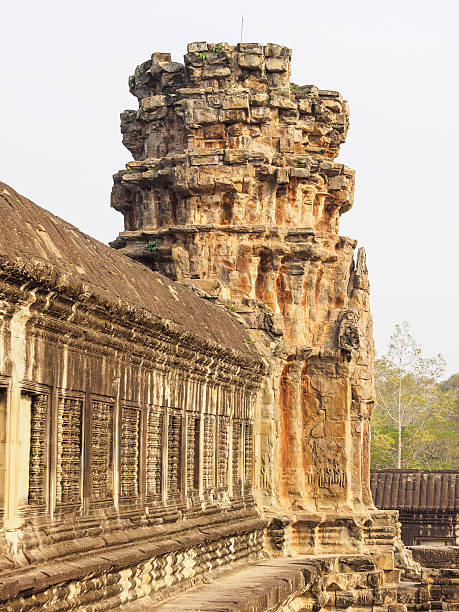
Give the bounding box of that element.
[1,0,458,376]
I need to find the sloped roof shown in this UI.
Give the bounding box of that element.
[371,469,459,512]
[0,181,260,361]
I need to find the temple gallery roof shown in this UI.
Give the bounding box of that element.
[0,181,259,359]
[371,470,459,512]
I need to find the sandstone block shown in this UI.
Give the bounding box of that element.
[238,43,264,54]
[138,107,168,120]
[279,136,294,152]
[238,53,264,69]
[276,168,290,184]
[270,95,297,110]
[251,93,269,106]
[187,42,208,52]
[161,61,183,73]
[190,153,220,166]
[220,109,247,123]
[373,551,394,571]
[141,95,167,111]
[190,107,219,125]
[221,94,250,109]
[202,65,231,78]
[224,150,248,164]
[264,43,291,57]
[151,52,171,63]
[251,107,271,122]
[266,57,289,72]
[290,167,310,178]
[323,99,343,113]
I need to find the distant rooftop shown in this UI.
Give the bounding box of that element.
[371,469,459,512]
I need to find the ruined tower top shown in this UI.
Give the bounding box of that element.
[112,41,354,247]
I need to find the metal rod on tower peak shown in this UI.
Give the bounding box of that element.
[240,15,244,42]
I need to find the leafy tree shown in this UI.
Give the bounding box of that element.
[371,322,458,469]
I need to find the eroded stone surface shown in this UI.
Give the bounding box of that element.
[111,41,374,525]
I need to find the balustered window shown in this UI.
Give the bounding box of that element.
[167,412,182,500]
[120,406,140,500]
[203,415,215,492]
[217,415,230,490]
[186,414,200,493]
[244,421,253,492]
[232,420,243,495]
[28,394,49,507]
[146,406,163,499]
[56,397,83,506]
[0,389,7,515]
[91,401,114,502]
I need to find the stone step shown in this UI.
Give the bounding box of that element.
[119,558,316,611]
[396,582,423,604]
[115,557,430,612]
[325,569,384,591]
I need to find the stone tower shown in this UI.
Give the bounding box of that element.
[111,42,376,551]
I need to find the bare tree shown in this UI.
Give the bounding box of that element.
[374,322,451,468]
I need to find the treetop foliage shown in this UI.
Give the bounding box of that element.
[371,322,459,470]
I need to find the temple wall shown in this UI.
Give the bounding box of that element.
[0,241,264,607]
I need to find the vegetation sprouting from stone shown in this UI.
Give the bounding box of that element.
[145,240,159,252]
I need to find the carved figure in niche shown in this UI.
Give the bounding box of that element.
[356,246,368,276]
[309,438,347,490]
[338,310,360,359]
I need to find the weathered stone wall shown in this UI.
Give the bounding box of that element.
[396,510,458,547]
[111,42,376,539]
[0,182,265,608]
[410,546,459,568]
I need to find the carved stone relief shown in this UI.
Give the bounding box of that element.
[28,394,48,506]
[232,420,243,495]
[91,401,114,502]
[146,406,163,499]
[186,413,199,493]
[203,414,215,492]
[56,397,82,505]
[167,412,182,499]
[120,406,140,500]
[244,421,253,492]
[217,415,230,490]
